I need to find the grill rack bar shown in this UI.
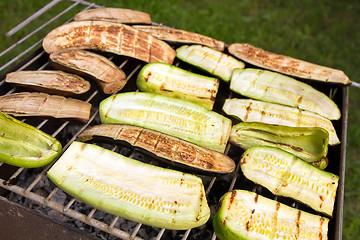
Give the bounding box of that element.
[0,1,346,240]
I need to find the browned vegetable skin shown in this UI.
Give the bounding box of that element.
[133,25,225,51]
[5,70,90,96]
[228,43,351,85]
[74,8,152,24]
[78,124,236,174]
[42,20,176,64]
[50,49,127,94]
[0,92,91,122]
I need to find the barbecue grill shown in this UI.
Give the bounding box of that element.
[0,1,348,239]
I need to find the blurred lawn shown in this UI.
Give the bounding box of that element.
[0,0,359,239]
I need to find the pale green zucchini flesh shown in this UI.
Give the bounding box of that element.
[230,68,341,120]
[213,190,329,240]
[0,111,62,168]
[240,146,339,216]
[176,45,245,82]
[223,98,340,145]
[137,62,219,110]
[99,92,231,153]
[47,141,210,230]
[230,122,329,169]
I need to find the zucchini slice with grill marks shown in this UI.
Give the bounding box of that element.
[213,190,329,240]
[230,122,329,169]
[47,141,210,230]
[0,111,62,168]
[229,68,341,120]
[223,98,340,145]
[137,62,219,110]
[176,45,245,82]
[240,146,338,216]
[99,92,231,153]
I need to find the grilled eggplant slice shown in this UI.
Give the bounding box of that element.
[0,111,62,168]
[47,141,210,230]
[228,43,351,85]
[43,20,176,64]
[78,124,235,174]
[74,8,152,24]
[0,92,91,122]
[50,49,127,94]
[133,25,225,51]
[223,99,340,145]
[176,45,245,82]
[230,68,341,120]
[230,122,329,169]
[137,62,219,110]
[213,190,329,240]
[240,146,338,216]
[99,92,231,153]
[5,70,90,96]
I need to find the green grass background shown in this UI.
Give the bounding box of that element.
[0,0,359,239]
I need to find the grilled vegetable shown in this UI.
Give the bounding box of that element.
[99,92,231,153]
[176,45,245,82]
[0,111,62,168]
[5,70,90,96]
[74,8,152,24]
[240,146,338,216]
[0,92,91,122]
[223,99,340,145]
[230,122,329,169]
[78,124,235,174]
[228,43,351,85]
[137,62,219,110]
[42,20,176,64]
[133,25,225,51]
[50,49,127,94]
[230,68,341,120]
[47,141,210,230]
[213,190,329,240]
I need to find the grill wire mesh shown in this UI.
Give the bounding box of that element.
[0,1,347,239]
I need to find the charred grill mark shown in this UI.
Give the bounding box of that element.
[244,102,253,121]
[295,210,301,239]
[228,190,237,210]
[254,193,258,204]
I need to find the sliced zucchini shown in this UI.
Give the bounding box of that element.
[0,111,62,168]
[240,146,339,216]
[99,92,231,153]
[213,190,329,240]
[230,68,341,120]
[137,62,219,110]
[223,98,340,145]
[47,141,210,230]
[176,45,245,82]
[230,122,329,169]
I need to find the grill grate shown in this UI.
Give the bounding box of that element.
[0,1,347,239]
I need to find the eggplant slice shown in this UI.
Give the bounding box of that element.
[5,70,90,96]
[78,124,235,174]
[133,25,225,51]
[0,92,91,122]
[50,49,127,94]
[74,8,152,24]
[42,20,176,64]
[228,43,351,85]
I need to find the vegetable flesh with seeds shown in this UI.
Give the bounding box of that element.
[176,45,245,82]
[223,98,340,145]
[0,111,62,168]
[213,190,329,240]
[47,141,210,230]
[229,68,341,120]
[240,146,338,216]
[100,92,231,153]
[137,62,219,110]
[230,122,329,169]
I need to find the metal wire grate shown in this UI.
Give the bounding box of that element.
[0,1,347,239]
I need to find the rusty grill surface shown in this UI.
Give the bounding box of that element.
[0,1,347,240]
